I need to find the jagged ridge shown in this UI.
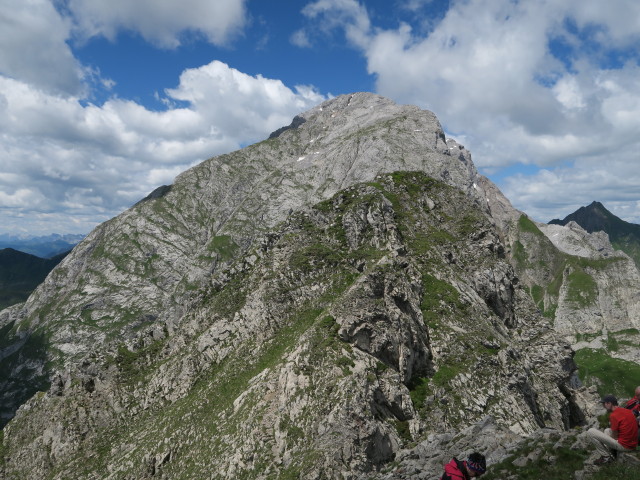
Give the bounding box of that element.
[1,172,584,479]
[0,93,616,479]
[0,93,485,425]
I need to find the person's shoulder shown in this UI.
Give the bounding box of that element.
[615,407,636,419]
[625,398,640,410]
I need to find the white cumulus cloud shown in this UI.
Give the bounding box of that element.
[0,63,326,235]
[66,0,247,48]
[0,0,82,95]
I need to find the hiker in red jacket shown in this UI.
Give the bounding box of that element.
[624,385,640,440]
[587,394,639,465]
[624,386,640,416]
[440,452,487,479]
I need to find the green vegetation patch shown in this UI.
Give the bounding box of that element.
[289,242,343,274]
[305,315,354,375]
[407,376,431,410]
[279,416,305,446]
[610,328,640,348]
[589,461,640,480]
[528,284,545,311]
[394,420,412,443]
[412,230,456,253]
[207,235,239,261]
[420,273,466,328]
[512,240,527,267]
[574,348,640,397]
[517,215,545,237]
[547,267,565,299]
[565,267,598,307]
[431,363,462,387]
[205,274,248,318]
[483,433,587,480]
[109,339,166,385]
[605,335,619,352]
[611,328,640,336]
[408,361,466,413]
[457,214,483,237]
[390,171,440,198]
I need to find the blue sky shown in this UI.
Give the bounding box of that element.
[1,0,639,236]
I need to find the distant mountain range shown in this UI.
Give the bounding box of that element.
[549,201,640,267]
[0,248,69,310]
[0,233,84,258]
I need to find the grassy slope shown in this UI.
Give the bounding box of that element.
[574,346,640,398]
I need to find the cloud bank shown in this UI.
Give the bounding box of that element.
[0,0,81,95]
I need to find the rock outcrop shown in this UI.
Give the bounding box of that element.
[550,201,640,269]
[0,93,606,479]
[0,93,490,425]
[504,215,640,337]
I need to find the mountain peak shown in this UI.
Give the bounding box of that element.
[549,201,640,267]
[0,93,602,479]
[585,200,607,213]
[550,201,630,232]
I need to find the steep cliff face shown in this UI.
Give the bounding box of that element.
[1,173,585,479]
[0,93,490,424]
[0,93,595,478]
[502,215,640,337]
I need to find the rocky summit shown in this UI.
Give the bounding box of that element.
[550,201,640,269]
[0,93,629,479]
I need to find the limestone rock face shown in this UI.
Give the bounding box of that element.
[538,222,616,259]
[0,93,605,479]
[0,93,492,424]
[507,217,640,337]
[552,252,640,335]
[1,173,587,479]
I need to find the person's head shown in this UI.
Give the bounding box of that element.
[634,386,640,400]
[465,452,486,477]
[601,394,618,412]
